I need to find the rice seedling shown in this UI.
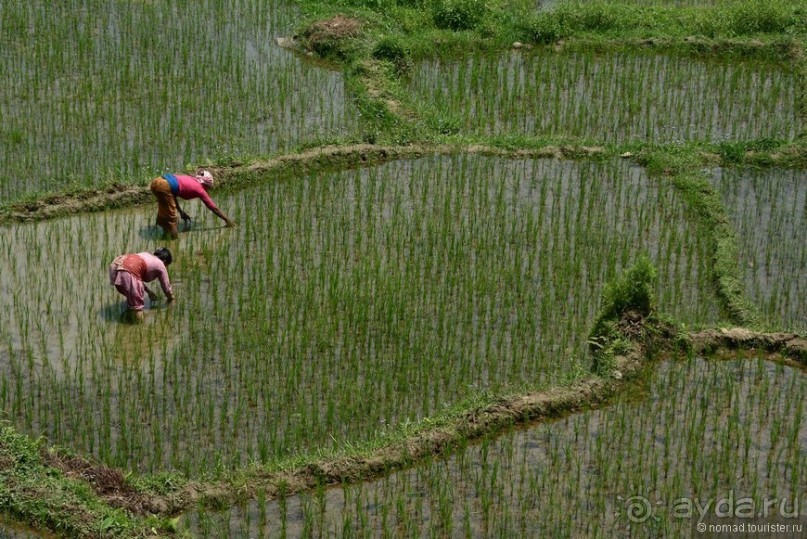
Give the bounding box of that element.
[0,0,358,202]
[710,167,806,332]
[180,355,807,537]
[407,49,799,143]
[0,154,719,477]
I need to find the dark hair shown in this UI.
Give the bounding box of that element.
[154,247,173,266]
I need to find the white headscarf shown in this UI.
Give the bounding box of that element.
[196,170,214,187]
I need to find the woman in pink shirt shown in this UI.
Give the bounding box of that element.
[109,247,175,322]
[150,170,234,239]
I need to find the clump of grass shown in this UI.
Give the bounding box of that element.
[300,15,364,61]
[433,0,488,31]
[594,255,657,326]
[372,36,412,72]
[588,255,657,374]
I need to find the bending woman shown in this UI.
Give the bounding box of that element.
[150,170,233,239]
[109,247,175,322]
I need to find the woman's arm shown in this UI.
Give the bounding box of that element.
[211,206,234,226]
[174,195,191,225]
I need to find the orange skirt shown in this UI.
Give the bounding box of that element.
[150,177,178,235]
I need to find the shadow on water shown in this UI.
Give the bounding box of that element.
[180,225,228,235]
[98,301,173,325]
[138,223,226,241]
[99,301,177,365]
[137,225,166,241]
[99,301,132,324]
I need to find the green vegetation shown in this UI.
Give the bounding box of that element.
[595,255,657,324]
[588,256,658,375]
[525,0,807,41]
[0,424,174,538]
[0,0,804,536]
[406,50,800,143]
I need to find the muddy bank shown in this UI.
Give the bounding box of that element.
[688,327,806,365]
[41,450,165,516]
[156,371,635,515]
[179,354,807,538]
[0,144,604,225]
[0,184,151,224]
[64,323,649,517]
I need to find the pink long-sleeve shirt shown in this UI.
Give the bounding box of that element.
[109,252,172,296]
[175,174,218,210]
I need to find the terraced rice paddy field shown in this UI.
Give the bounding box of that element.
[709,167,807,332]
[181,356,806,537]
[407,50,800,142]
[0,155,721,476]
[0,0,805,537]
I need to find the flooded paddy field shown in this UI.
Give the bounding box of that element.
[710,167,807,332]
[0,0,358,202]
[0,155,720,477]
[406,50,799,143]
[181,355,807,538]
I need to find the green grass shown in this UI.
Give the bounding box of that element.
[527,0,807,41]
[0,423,174,538]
